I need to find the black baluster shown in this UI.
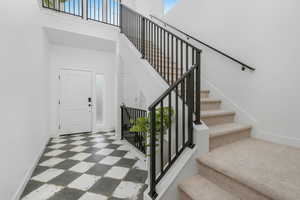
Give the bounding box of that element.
[149,107,157,198]
[160,101,164,173]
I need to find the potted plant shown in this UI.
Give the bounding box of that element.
[130,107,174,154]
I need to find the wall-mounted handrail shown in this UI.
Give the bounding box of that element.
[150,15,255,71]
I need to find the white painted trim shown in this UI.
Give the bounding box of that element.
[145,147,197,200]
[253,130,300,148]
[92,128,115,134]
[12,137,50,200]
[203,78,300,148]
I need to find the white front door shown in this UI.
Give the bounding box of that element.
[59,69,92,134]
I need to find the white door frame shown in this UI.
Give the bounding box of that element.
[58,68,93,135]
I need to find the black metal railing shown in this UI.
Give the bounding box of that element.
[121,105,147,154]
[148,65,198,198]
[42,0,120,26]
[42,0,84,17]
[87,0,120,26]
[149,15,255,71]
[120,4,201,124]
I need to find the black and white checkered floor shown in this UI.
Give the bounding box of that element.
[21,131,148,200]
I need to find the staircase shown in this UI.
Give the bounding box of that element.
[179,89,300,200]
[120,4,300,200]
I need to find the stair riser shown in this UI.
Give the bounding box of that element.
[201,114,235,126]
[201,92,209,98]
[210,128,251,150]
[197,162,271,200]
[201,102,221,111]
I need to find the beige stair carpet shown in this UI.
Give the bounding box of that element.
[197,138,300,200]
[179,175,239,200]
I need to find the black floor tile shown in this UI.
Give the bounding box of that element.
[89,177,121,196]
[32,166,49,176]
[48,188,84,200]
[53,159,80,170]
[58,151,78,158]
[86,164,111,176]
[124,169,148,183]
[115,158,137,168]
[110,150,127,157]
[49,171,81,186]
[20,180,43,198]
[84,154,105,163]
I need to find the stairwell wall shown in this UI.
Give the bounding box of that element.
[163,0,300,147]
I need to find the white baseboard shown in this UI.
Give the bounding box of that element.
[253,130,300,148]
[12,137,50,200]
[203,78,300,148]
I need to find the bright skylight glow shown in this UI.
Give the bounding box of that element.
[164,0,180,14]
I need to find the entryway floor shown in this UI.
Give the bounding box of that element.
[21,131,148,200]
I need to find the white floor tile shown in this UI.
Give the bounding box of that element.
[95,148,114,156]
[48,144,65,149]
[104,132,115,136]
[22,184,63,200]
[117,145,130,151]
[70,141,86,145]
[68,174,101,191]
[78,192,108,200]
[32,168,65,182]
[93,143,109,148]
[104,167,129,179]
[70,153,91,161]
[44,150,65,157]
[69,162,95,173]
[70,146,89,152]
[70,136,85,141]
[112,140,123,145]
[99,156,121,165]
[90,138,106,143]
[51,139,67,143]
[123,152,139,159]
[133,160,147,171]
[108,136,117,140]
[39,158,65,167]
[113,181,143,199]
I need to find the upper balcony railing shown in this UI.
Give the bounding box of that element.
[42,0,84,17]
[42,0,120,26]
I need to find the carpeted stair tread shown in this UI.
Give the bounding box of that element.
[201,110,235,118]
[209,123,252,138]
[179,175,239,200]
[197,138,300,200]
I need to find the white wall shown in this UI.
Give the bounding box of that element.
[123,0,163,17]
[119,35,170,109]
[49,45,117,136]
[164,0,300,147]
[0,0,50,199]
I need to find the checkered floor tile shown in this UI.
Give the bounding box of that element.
[21,131,148,200]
